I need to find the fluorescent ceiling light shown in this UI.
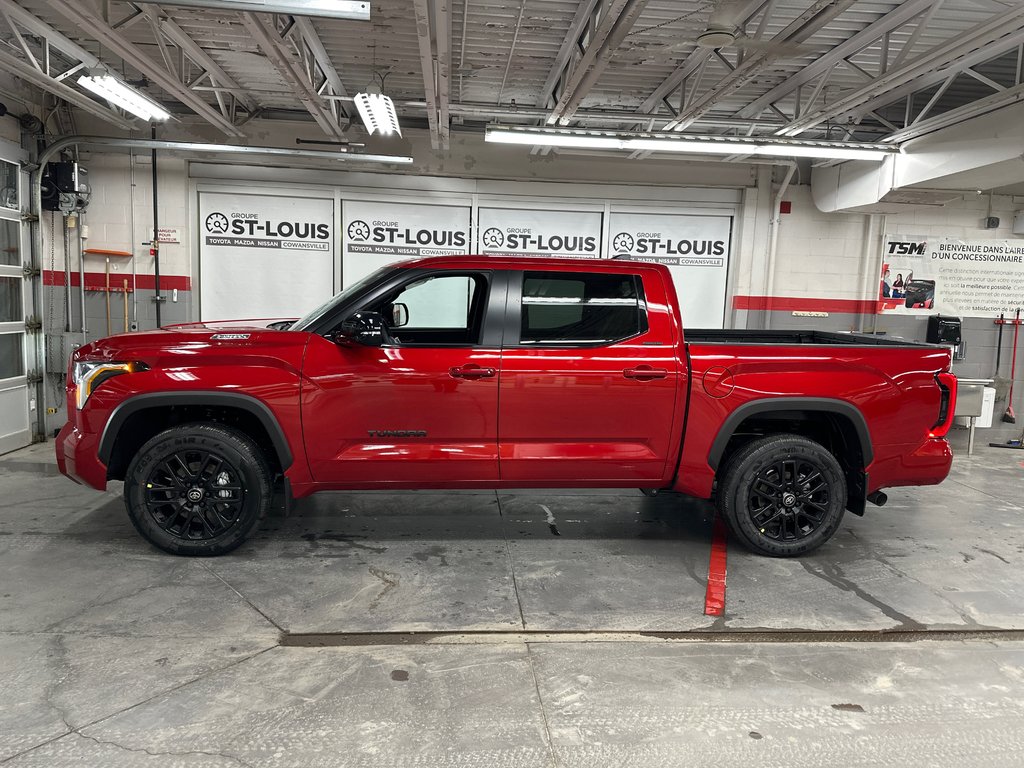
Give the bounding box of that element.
[485,127,894,162]
[128,0,370,20]
[752,144,889,161]
[486,129,626,150]
[355,89,402,136]
[629,138,758,154]
[78,74,170,122]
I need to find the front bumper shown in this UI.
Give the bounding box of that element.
[55,421,108,491]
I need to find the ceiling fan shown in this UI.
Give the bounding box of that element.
[621,0,814,62]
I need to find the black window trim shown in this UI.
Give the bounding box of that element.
[504,268,650,349]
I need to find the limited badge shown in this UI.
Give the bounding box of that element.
[210,333,251,341]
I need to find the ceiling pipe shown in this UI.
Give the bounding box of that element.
[27,135,413,440]
[762,162,798,330]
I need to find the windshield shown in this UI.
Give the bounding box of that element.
[290,266,395,331]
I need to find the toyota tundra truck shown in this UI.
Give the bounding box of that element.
[56,256,957,557]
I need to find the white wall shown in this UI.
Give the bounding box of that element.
[772,185,868,300]
[772,185,1022,302]
[81,151,191,279]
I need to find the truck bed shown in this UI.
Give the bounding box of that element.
[685,329,935,347]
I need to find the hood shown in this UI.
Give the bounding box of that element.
[72,318,310,366]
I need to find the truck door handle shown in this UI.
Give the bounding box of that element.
[623,366,668,381]
[450,364,496,379]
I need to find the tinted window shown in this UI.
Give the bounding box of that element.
[371,272,488,347]
[391,274,478,331]
[520,271,647,345]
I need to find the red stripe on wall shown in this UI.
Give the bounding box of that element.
[733,295,882,314]
[42,270,191,292]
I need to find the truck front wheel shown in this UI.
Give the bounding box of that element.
[123,424,271,556]
[716,434,846,557]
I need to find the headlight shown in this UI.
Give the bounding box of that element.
[72,361,148,409]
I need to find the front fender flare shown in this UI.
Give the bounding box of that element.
[97,391,293,469]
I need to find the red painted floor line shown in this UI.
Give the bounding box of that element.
[704,517,729,617]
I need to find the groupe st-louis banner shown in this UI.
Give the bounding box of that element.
[341,201,732,328]
[608,211,732,329]
[199,194,735,327]
[198,191,335,321]
[880,235,1024,317]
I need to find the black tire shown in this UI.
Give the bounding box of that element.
[124,424,271,556]
[716,434,846,557]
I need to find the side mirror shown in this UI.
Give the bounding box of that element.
[390,302,409,328]
[337,311,388,346]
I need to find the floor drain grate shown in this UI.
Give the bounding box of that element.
[279,628,1024,647]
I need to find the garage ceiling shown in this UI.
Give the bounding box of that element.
[2,0,1024,154]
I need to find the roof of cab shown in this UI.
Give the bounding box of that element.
[394,254,670,272]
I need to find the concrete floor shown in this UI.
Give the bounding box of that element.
[2,427,1024,766]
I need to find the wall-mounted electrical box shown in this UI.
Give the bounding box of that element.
[926,314,962,345]
[41,162,88,212]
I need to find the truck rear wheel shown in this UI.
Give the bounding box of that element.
[124,424,271,556]
[716,434,846,557]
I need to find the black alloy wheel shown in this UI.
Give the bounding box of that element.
[747,457,831,542]
[125,424,271,556]
[716,434,847,557]
[144,449,245,541]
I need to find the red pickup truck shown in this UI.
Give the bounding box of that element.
[56,256,957,558]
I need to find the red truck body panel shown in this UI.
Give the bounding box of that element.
[57,255,954,507]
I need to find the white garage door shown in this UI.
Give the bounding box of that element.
[0,154,30,455]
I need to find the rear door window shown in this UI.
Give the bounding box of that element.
[519,271,648,345]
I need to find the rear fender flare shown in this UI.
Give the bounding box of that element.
[707,397,873,471]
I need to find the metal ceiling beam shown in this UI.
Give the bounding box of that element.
[137,4,256,114]
[662,0,859,132]
[636,50,711,116]
[412,0,439,148]
[633,1,770,118]
[434,0,451,144]
[735,0,939,119]
[535,0,600,109]
[43,0,244,136]
[496,0,527,106]
[0,0,101,68]
[399,99,817,127]
[0,49,135,129]
[777,5,1024,136]
[412,0,450,149]
[293,15,349,114]
[883,80,1024,144]
[240,12,346,141]
[547,0,651,125]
